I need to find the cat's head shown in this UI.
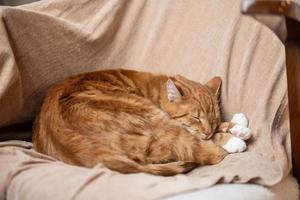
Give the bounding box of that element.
[161,76,221,140]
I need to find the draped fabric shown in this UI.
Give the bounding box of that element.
[0,0,292,199]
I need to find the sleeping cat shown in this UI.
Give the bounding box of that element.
[33,69,251,176]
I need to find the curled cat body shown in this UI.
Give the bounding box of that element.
[33,69,250,176]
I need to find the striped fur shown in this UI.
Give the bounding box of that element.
[33,69,234,176]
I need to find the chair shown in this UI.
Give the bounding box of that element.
[242,0,300,183]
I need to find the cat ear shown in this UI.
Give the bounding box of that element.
[166,79,182,102]
[205,76,221,96]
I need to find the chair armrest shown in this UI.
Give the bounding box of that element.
[242,0,300,183]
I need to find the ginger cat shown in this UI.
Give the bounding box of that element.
[33,69,251,176]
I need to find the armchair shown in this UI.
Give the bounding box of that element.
[242,0,300,182]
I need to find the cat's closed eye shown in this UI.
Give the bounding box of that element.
[191,116,200,122]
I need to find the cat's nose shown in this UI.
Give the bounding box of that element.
[204,127,212,135]
[201,127,213,139]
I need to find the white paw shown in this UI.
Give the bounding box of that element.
[222,137,247,153]
[231,113,248,127]
[229,125,252,140]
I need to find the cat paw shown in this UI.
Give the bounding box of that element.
[231,113,248,127]
[229,125,251,140]
[222,137,247,153]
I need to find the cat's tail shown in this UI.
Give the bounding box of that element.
[101,156,197,176]
[138,161,197,176]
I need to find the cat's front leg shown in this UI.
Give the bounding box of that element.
[217,122,235,133]
[217,113,252,141]
[212,132,246,153]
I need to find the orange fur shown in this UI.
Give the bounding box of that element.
[33,69,236,175]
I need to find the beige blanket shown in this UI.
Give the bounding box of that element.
[0,0,292,199]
